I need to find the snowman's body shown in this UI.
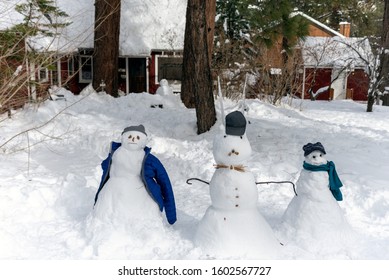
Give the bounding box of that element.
[195,129,280,258]
[282,148,352,252]
[156,79,173,96]
[93,129,161,226]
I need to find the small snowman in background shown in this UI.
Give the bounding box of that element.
[92,125,177,226]
[281,142,354,254]
[195,111,281,259]
[156,79,173,96]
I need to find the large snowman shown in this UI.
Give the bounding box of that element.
[195,111,281,259]
[92,125,177,226]
[281,142,354,254]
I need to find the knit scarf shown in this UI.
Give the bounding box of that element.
[303,161,343,201]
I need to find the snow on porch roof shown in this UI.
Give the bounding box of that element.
[299,36,374,69]
[1,0,187,55]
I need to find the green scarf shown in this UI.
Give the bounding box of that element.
[303,161,343,201]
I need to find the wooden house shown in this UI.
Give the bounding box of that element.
[1,0,186,107]
[56,0,186,95]
[0,30,53,114]
[2,2,372,107]
[268,11,372,101]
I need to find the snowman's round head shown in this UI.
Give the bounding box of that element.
[159,79,168,87]
[121,125,148,151]
[213,110,251,165]
[304,150,327,165]
[303,142,327,165]
[213,133,252,165]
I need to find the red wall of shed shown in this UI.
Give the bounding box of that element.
[347,70,369,101]
[304,68,332,100]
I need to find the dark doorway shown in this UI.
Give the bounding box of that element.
[128,58,146,93]
[118,57,147,93]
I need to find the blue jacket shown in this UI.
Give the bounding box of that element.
[94,141,177,224]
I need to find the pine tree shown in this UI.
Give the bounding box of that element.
[13,0,70,37]
[213,0,251,70]
[0,0,70,113]
[246,0,308,50]
[291,0,382,37]
[216,0,250,40]
[214,0,308,67]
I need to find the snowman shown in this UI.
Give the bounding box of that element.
[156,79,173,96]
[195,111,281,259]
[281,142,354,254]
[92,125,177,226]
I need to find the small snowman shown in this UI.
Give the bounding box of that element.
[156,79,173,96]
[281,142,353,253]
[195,111,281,259]
[93,125,177,226]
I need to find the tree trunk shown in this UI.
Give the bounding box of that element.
[206,0,216,65]
[380,0,389,106]
[181,2,196,108]
[367,94,375,112]
[93,0,121,97]
[181,0,216,134]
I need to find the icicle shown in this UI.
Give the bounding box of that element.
[242,73,248,114]
[217,76,225,126]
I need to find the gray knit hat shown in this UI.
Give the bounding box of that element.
[121,125,147,136]
[303,142,326,156]
[225,111,246,136]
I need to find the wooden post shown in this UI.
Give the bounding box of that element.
[346,88,354,99]
[329,88,334,100]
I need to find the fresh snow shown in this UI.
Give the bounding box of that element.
[1,86,389,260]
[1,0,186,54]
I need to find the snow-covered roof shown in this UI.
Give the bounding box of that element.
[299,36,373,69]
[0,1,24,30]
[288,11,373,70]
[1,0,186,55]
[290,11,345,38]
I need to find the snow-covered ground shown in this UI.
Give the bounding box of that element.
[1,86,389,260]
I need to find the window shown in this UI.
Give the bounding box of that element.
[39,67,49,82]
[157,56,183,82]
[79,55,93,83]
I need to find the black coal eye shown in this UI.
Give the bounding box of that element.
[312,156,316,159]
[320,154,322,157]
[128,135,132,139]
[137,136,140,140]
[224,135,227,138]
[240,136,242,139]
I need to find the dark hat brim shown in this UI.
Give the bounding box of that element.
[303,142,326,156]
[226,126,246,136]
[122,125,147,136]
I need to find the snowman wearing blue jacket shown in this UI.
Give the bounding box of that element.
[93,125,176,226]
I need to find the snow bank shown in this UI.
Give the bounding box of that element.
[1,88,389,259]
